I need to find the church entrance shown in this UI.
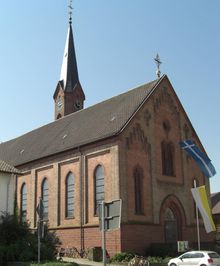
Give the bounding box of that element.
[164,207,178,243]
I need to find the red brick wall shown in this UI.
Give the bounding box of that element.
[55,225,121,257]
[59,159,81,227]
[16,77,214,257]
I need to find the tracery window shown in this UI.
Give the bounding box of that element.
[161,141,175,176]
[42,178,49,220]
[20,183,27,222]
[94,165,105,215]
[66,172,75,218]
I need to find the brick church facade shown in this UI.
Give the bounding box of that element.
[0,16,214,256]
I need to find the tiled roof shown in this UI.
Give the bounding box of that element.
[0,76,163,167]
[0,160,21,174]
[211,192,220,215]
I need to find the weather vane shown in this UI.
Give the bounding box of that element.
[68,0,73,24]
[154,53,162,78]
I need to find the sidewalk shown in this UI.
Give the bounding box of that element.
[61,257,126,266]
[62,257,102,265]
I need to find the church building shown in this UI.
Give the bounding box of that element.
[0,12,214,256]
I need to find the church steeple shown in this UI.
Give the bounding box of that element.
[53,5,85,120]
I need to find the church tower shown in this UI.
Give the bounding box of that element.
[53,12,85,120]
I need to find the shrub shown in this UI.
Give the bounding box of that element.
[110,251,135,263]
[0,212,60,262]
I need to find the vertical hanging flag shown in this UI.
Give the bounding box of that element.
[191,185,216,233]
[179,140,216,178]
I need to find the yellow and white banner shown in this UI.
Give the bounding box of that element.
[191,185,216,233]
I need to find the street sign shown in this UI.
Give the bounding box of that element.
[99,199,122,231]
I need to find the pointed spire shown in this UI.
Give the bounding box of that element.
[59,23,79,92]
[60,1,80,92]
[54,1,85,120]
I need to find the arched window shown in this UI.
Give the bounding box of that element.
[20,183,27,222]
[42,178,49,220]
[134,167,143,214]
[66,172,75,218]
[161,141,175,176]
[94,165,105,215]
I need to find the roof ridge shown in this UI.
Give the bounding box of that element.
[0,77,160,145]
[0,76,164,166]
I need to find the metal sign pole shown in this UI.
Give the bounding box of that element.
[36,197,44,265]
[194,179,200,250]
[102,201,106,266]
[38,220,41,265]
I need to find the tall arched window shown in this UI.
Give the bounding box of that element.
[161,141,175,176]
[66,172,75,218]
[42,178,49,220]
[20,183,27,222]
[94,165,105,215]
[134,167,143,214]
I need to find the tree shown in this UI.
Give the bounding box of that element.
[0,212,60,263]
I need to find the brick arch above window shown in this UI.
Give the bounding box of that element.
[160,194,186,226]
[160,194,187,242]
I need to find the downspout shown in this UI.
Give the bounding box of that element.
[6,175,10,213]
[79,147,85,256]
[14,174,18,217]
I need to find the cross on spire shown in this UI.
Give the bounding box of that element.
[154,53,162,78]
[68,0,73,24]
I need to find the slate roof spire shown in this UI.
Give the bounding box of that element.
[60,17,79,92]
[54,2,85,120]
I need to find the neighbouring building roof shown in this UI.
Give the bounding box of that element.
[0,76,163,167]
[211,192,220,215]
[0,160,21,174]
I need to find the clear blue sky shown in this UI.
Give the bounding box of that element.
[0,1,219,192]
